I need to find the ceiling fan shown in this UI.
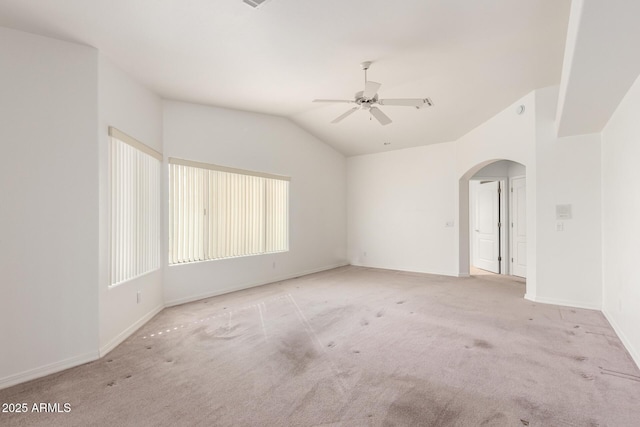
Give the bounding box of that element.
[313,61,433,126]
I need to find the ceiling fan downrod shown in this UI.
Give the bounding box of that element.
[361,61,371,84]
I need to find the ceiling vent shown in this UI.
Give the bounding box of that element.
[243,0,269,8]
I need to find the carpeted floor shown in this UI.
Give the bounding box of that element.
[1,266,639,426]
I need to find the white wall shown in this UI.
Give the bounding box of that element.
[471,160,526,179]
[348,94,536,282]
[347,142,457,275]
[98,55,164,355]
[508,162,526,177]
[348,88,604,310]
[0,28,99,388]
[601,74,640,367]
[472,160,507,178]
[534,86,602,309]
[162,101,347,305]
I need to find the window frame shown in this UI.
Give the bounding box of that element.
[168,157,290,265]
[109,127,162,286]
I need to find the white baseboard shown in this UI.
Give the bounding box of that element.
[1,265,350,390]
[349,262,459,278]
[99,304,164,357]
[0,351,99,391]
[165,263,349,307]
[602,309,640,370]
[0,305,165,391]
[524,293,602,311]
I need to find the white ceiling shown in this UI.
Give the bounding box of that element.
[0,0,571,156]
[555,0,640,137]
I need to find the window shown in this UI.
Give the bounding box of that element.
[110,127,162,285]
[169,158,289,264]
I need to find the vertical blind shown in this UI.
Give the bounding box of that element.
[169,158,289,265]
[110,128,162,285]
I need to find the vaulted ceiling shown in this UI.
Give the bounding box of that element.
[0,0,571,156]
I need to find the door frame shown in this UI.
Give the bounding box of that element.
[509,175,526,278]
[469,177,508,275]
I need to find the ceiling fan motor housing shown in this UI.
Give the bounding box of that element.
[355,91,378,105]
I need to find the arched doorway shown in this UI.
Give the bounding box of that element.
[468,160,526,277]
[458,159,527,280]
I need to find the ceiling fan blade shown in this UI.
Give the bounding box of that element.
[378,98,433,108]
[313,99,355,103]
[369,107,392,125]
[362,81,381,99]
[331,107,359,123]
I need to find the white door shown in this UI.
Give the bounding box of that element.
[473,181,500,273]
[511,177,526,278]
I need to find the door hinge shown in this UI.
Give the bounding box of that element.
[498,187,502,194]
[511,257,514,262]
[498,256,502,261]
[511,187,513,193]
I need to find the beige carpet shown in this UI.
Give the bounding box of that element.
[1,266,639,426]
